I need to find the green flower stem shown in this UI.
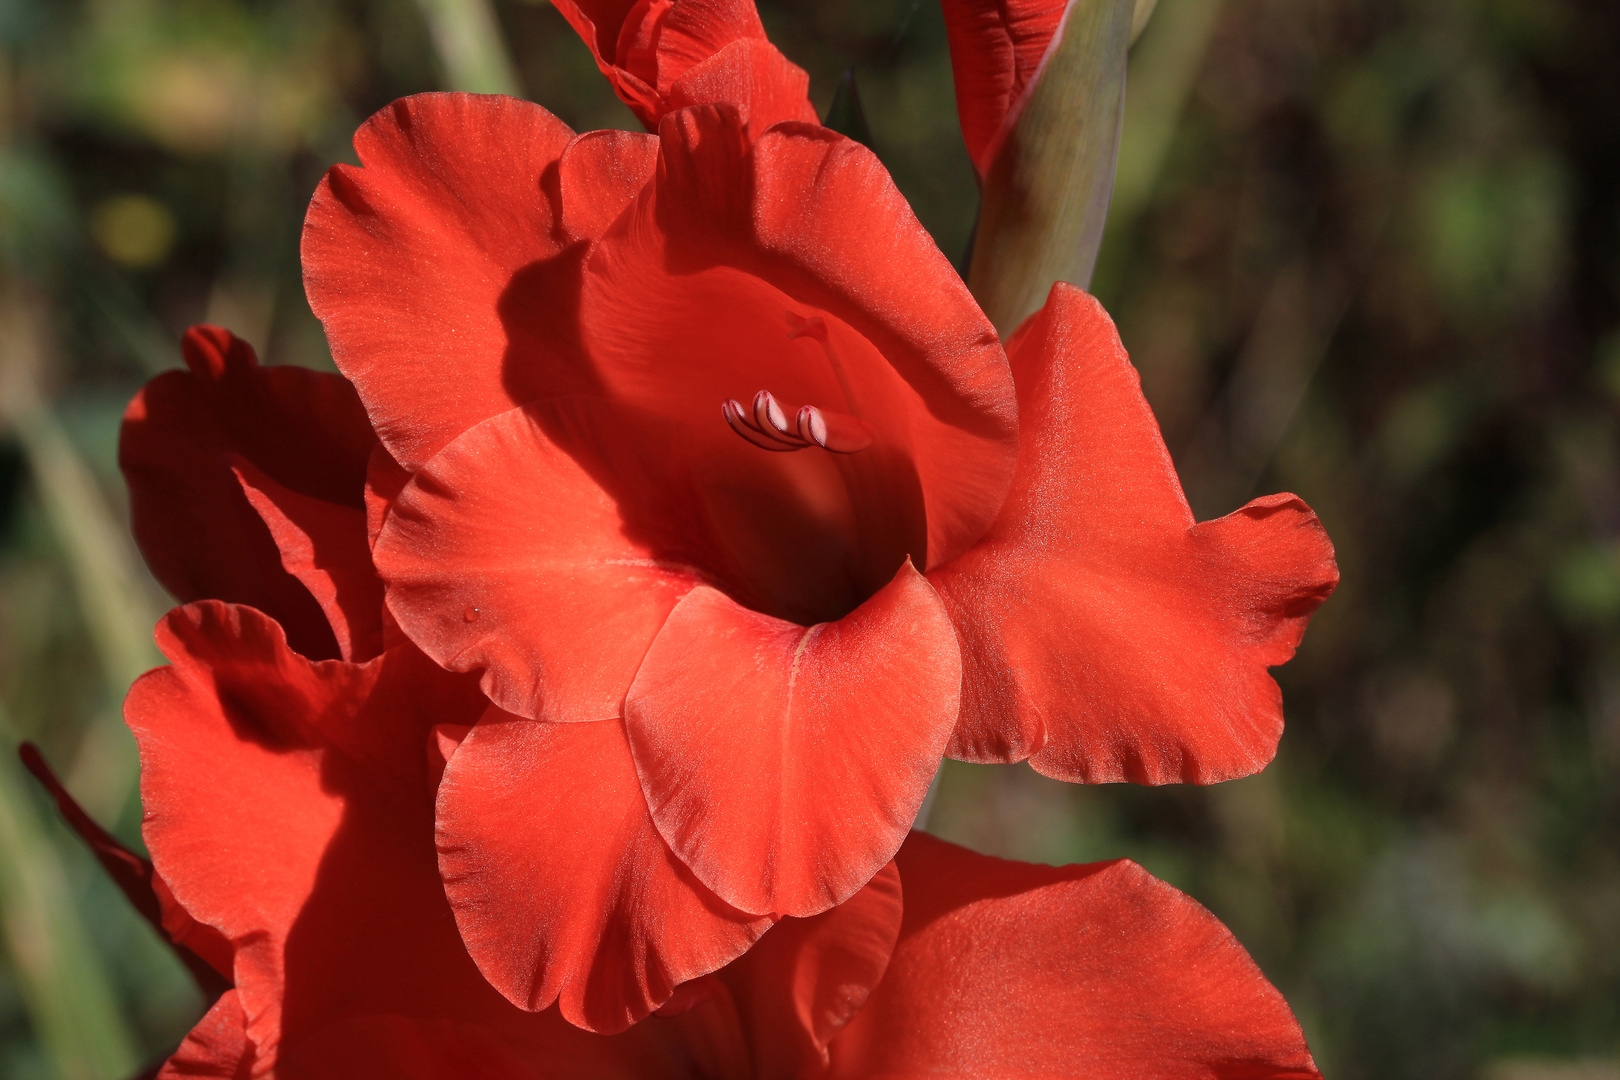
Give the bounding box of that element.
[968,0,1137,337]
[413,0,524,97]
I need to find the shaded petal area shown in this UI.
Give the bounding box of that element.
[126,602,490,1067]
[156,990,254,1079]
[374,398,709,723]
[930,285,1338,783]
[232,457,385,662]
[625,563,959,917]
[435,709,771,1032]
[275,1015,697,1080]
[119,325,375,660]
[717,861,902,1078]
[827,833,1322,1080]
[938,0,1067,176]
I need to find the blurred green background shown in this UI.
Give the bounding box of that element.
[0,0,1614,1077]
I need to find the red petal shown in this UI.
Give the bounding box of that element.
[550,0,633,57]
[373,399,707,723]
[828,833,1322,1079]
[127,602,490,1067]
[619,0,766,94]
[302,94,589,470]
[552,0,814,133]
[364,445,412,549]
[664,39,819,138]
[717,860,902,1073]
[939,0,1067,176]
[231,458,386,662]
[119,325,375,660]
[557,128,660,244]
[435,709,770,1033]
[624,562,959,917]
[157,990,254,1079]
[582,106,1017,574]
[275,1014,703,1080]
[930,285,1338,783]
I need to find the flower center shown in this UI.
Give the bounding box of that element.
[722,390,874,454]
[721,310,876,456]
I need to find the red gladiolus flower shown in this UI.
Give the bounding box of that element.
[937,0,1070,177]
[113,605,1321,1077]
[286,82,1335,1026]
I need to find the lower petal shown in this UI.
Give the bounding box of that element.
[828,833,1321,1080]
[625,562,960,918]
[718,861,902,1076]
[435,709,771,1034]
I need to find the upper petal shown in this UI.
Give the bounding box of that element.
[435,708,771,1033]
[939,0,1068,176]
[302,94,592,470]
[929,284,1338,783]
[663,38,819,139]
[624,562,960,918]
[828,832,1322,1080]
[119,325,375,660]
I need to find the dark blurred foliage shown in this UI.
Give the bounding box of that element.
[0,0,1614,1078]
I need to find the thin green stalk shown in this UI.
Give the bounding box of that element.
[0,291,162,824]
[0,704,140,1080]
[1110,0,1226,230]
[413,0,523,96]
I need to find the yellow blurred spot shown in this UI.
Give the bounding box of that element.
[90,194,176,269]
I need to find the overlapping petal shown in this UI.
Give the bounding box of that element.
[373,398,709,724]
[232,457,385,662]
[828,832,1323,1079]
[435,708,771,1032]
[157,990,254,1079]
[552,0,816,133]
[625,565,958,917]
[930,284,1338,783]
[938,0,1069,176]
[716,861,902,1076]
[119,325,375,660]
